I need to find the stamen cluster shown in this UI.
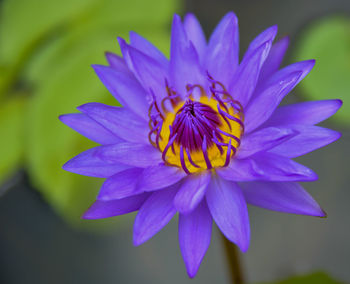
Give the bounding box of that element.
[148,74,245,174]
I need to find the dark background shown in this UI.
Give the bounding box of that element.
[1,0,349,283]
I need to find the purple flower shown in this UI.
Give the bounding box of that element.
[60,12,342,277]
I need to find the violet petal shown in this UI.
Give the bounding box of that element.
[174,171,211,214]
[244,25,278,59]
[127,44,169,102]
[258,36,289,84]
[62,147,130,178]
[266,99,343,127]
[170,14,206,97]
[95,143,162,168]
[105,52,131,74]
[206,177,250,252]
[240,181,326,217]
[82,193,150,219]
[77,103,149,143]
[92,65,149,119]
[237,127,297,159]
[133,184,179,245]
[183,13,207,64]
[269,125,341,158]
[179,201,212,278]
[244,71,302,133]
[97,168,144,200]
[205,12,239,87]
[59,113,121,145]
[129,31,169,69]
[218,152,318,182]
[139,164,186,192]
[229,40,273,107]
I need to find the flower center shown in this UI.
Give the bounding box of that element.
[148,75,244,174]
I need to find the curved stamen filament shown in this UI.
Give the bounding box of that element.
[185,148,200,168]
[180,146,191,174]
[216,128,241,145]
[212,130,224,154]
[202,135,212,169]
[217,104,245,133]
[162,132,177,162]
[224,139,234,167]
[156,120,163,148]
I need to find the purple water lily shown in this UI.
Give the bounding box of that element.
[60,12,342,277]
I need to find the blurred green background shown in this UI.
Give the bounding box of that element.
[0,0,349,283]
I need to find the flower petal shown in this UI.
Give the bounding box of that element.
[139,164,186,192]
[127,43,169,102]
[244,25,278,60]
[170,14,206,97]
[63,147,130,178]
[263,59,315,90]
[133,184,179,245]
[77,103,149,143]
[129,31,169,69]
[179,201,212,278]
[92,65,149,119]
[205,12,239,87]
[266,99,343,127]
[237,127,296,159]
[229,40,273,107]
[105,52,130,74]
[174,171,211,214]
[240,181,326,217]
[206,177,250,252]
[97,168,144,200]
[218,152,318,182]
[95,143,162,168]
[269,125,341,158]
[183,13,207,63]
[258,36,289,84]
[82,193,150,219]
[217,159,262,182]
[59,113,121,144]
[244,71,302,133]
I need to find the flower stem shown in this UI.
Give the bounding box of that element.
[221,232,245,284]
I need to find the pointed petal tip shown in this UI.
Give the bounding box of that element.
[104,51,116,59]
[299,59,316,72]
[172,13,182,23]
[133,234,146,247]
[239,242,250,253]
[186,267,199,278]
[333,99,343,111]
[81,212,91,219]
[305,206,327,218]
[62,160,72,171]
[184,12,196,21]
[76,102,101,113]
[306,170,319,182]
[91,63,104,71]
[96,192,111,201]
[319,209,327,218]
[221,11,238,23]
[58,114,67,123]
[222,233,250,253]
[117,37,129,51]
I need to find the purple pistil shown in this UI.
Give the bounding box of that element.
[172,99,222,152]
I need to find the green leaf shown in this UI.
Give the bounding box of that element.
[294,16,350,125]
[260,271,343,284]
[0,0,96,64]
[0,97,26,184]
